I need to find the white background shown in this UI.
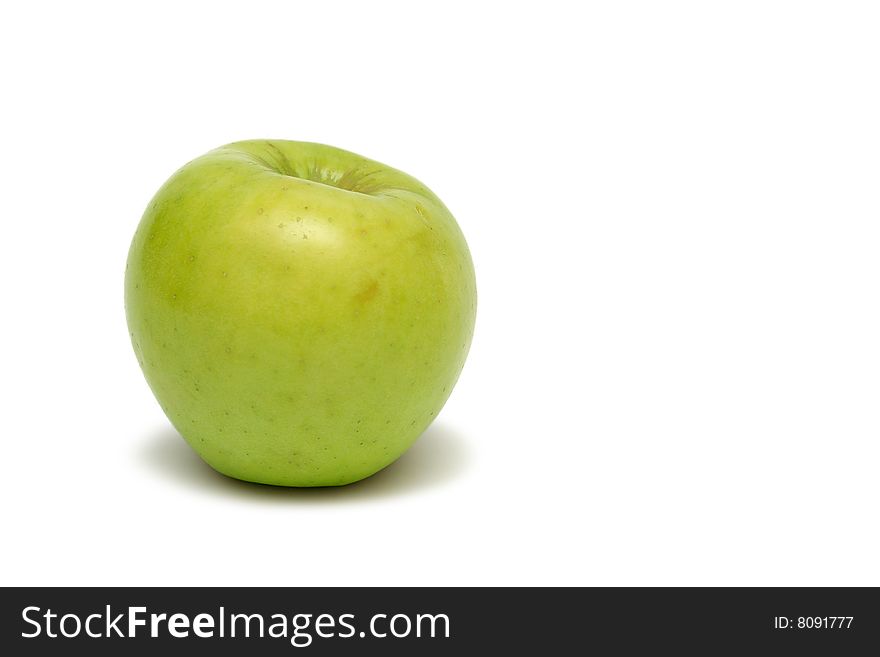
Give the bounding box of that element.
[2,1,879,586]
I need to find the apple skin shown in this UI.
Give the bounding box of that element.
[125,140,476,486]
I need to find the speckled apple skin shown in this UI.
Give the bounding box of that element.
[125,140,476,486]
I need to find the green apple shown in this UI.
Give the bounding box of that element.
[125,140,476,487]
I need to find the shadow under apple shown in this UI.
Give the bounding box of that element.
[137,421,470,502]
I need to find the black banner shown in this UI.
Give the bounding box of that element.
[1,587,877,654]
